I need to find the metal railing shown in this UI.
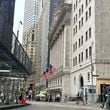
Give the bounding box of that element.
[11,32,33,74]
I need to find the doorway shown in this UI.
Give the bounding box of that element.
[80,76,84,88]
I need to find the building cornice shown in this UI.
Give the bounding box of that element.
[48,3,72,48]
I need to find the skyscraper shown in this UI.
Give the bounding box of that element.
[23,0,41,32]
[23,0,43,84]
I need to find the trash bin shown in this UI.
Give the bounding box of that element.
[106,93,110,110]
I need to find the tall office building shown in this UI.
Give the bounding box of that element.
[70,0,110,102]
[23,0,43,84]
[23,0,42,32]
[41,0,50,75]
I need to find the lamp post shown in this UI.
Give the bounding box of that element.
[17,21,23,38]
[90,42,94,103]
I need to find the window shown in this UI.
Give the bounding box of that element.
[79,54,80,63]
[89,46,92,57]
[75,57,77,65]
[73,28,75,36]
[79,9,81,17]
[75,42,77,50]
[86,31,88,41]
[74,17,75,24]
[81,17,83,26]
[32,34,34,41]
[89,27,91,38]
[73,44,75,52]
[89,7,91,17]
[81,52,83,62]
[74,4,76,11]
[73,58,75,66]
[79,38,81,47]
[82,5,83,13]
[86,11,88,21]
[86,0,88,7]
[79,21,81,29]
[76,25,77,33]
[88,72,90,82]
[76,0,78,8]
[74,77,76,85]
[81,35,83,45]
[86,49,88,59]
[76,14,77,22]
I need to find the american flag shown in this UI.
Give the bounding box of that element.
[43,71,48,81]
[48,64,55,75]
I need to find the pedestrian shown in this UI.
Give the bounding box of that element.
[64,95,67,103]
[19,93,23,103]
[106,86,110,109]
[85,89,88,104]
[32,91,35,101]
[100,84,108,108]
[56,93,60,102]
[28,89,32,101]
[76,87,85,105]
[21,95,26,105]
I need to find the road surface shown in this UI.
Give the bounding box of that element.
[12,101,104,110]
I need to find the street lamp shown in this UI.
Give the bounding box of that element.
[90,42,99,103]
[17,21,23,38]
[90,43,94,103]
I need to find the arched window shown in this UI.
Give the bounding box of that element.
[88,72,90,82]
[74,77,76,85]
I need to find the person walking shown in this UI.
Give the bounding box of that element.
[28,89,32,101]
[85,89,88,104]
[106,85,110,109]
[76,87,85,105]
[64,95,67,103]
[100,84,108,108]
[56,93,60,102]
[19,93,23,103]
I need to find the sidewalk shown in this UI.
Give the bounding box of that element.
[62,101,106,110]
[0,103,30,110]
[28,101,106,110]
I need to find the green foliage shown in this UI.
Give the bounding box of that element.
[35,85,45,94]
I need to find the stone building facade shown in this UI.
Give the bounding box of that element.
[48,0,110,102]
[70,0,110,102]
[48,2,72,101]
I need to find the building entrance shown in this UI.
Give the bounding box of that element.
[80,76,84,88]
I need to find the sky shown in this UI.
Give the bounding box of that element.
[13,0,25,43]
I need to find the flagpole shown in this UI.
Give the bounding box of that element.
[46,41,50,88]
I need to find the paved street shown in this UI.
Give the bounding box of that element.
[12,101,105,110]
